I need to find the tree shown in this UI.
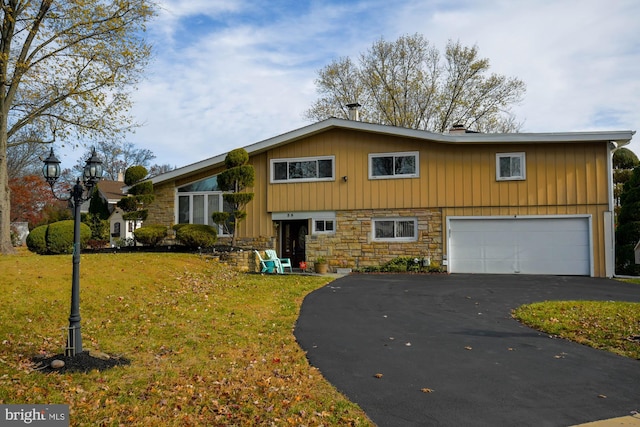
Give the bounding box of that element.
[615,165,640,275]
[305,34,526,133]
[613,148,639,210]
[72,140,157,181]
[0,0,156,254]
[7,132,49,179]
[211,148,255,247]
[9,173,64,228]
[116,165,154,235]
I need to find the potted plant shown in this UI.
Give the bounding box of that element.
[314,257,329,274]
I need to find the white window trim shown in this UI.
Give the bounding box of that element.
[368,151,419,180]
[312,218,336,235]
[270,155,335,183]
[496,152,526,181]
[175,191,232,236]
[372,217,418,242]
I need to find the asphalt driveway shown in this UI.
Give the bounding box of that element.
[294,274,640,427]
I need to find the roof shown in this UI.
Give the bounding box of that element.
[98,179,126,203]
[150,117,636,185]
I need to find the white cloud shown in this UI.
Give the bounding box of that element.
[125,0,640,168]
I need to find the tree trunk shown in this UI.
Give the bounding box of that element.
[0,109,15,253]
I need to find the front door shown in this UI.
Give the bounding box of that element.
[281,220,308,268]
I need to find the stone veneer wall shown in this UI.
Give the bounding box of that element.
[305,208,443,272]
[146,182,176,226]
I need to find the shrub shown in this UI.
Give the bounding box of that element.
[172,223,188,232]
[133,224,167,247]
[47,220,91,254]
[124,165,148,186]
[26,224,48,254]
[128,181,153,196]
[174,224,218,249]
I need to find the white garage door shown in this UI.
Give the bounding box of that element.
[448,216,591,275]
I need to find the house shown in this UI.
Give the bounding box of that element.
[145,118,634,277]
[79,175,125,214]
[79,175,141,246]
[108,207,141,247]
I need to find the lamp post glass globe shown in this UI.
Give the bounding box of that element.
[83,148,103,183]
[42,148,61,186]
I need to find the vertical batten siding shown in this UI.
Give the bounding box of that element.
[265,130,609,212]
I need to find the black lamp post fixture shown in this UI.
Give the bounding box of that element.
[42,147,103,356]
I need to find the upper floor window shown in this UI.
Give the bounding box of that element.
[496,152,526,181]
[372,218,418,242]
[271,156,335,183]
[369,152,419,179]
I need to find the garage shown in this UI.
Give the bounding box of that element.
[448,216,592,276]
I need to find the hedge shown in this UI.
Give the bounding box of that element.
[133,224,167,247]
[174,224,218,249]
[26,220,91,255]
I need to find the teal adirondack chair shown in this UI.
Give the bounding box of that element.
[254,250,275,273]
[265,249,293,273]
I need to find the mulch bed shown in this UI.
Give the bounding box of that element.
[32,351,130,374]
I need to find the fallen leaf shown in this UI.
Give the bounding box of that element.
[465,346,473,350]
[421,388,434,393]
[374,373,383,379]
[597,394,607,399]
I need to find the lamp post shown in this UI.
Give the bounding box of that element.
[42,147,103,356]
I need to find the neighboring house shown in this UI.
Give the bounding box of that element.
[108,207,141,247]
[79,175,141,246]
[79,177,125,214]
[145,118,634,277]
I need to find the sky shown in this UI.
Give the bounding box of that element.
[72,0,640,169]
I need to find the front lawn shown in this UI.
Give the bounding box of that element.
[0,251,371,426]
[513,300,640,360]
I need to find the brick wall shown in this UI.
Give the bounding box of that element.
[305,208,443,272]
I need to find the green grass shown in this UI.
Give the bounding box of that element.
[513,300,640,359]
[0,250,372,426]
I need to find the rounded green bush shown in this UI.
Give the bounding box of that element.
[26,224,48,254]
[133,224,167,247]
[47,220,91,254]
[224,148,249,168]
[175,224,218,249]
[124,165,148,186]
[128,181,153,195]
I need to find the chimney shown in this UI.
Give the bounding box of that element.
[448,123,467,134]
[117,170,124,182]
[346,102,361,121]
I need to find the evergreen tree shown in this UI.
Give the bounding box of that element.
[211,149,255,247]
[615,165,640,275]
[117,166,154,231]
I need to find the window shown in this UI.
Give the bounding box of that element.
[112,222,121,238]
[496,152,526,181]
[313,219,335,234]
[271,156,335,182]
[369,152,419,179]
[372,218,418,241]
[176,176,233,235]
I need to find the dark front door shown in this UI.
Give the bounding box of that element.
[282,220,307,268]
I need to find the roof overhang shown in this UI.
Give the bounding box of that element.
[150,118,635,185]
